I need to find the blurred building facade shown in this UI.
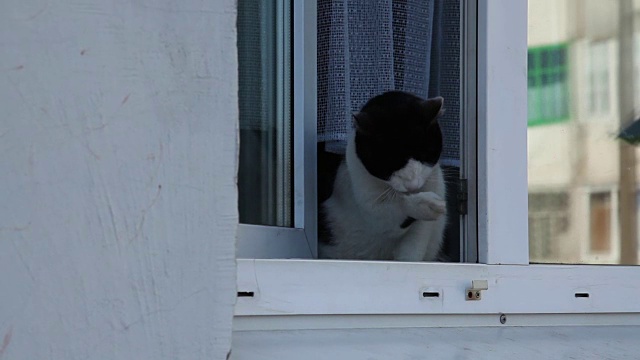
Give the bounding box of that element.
[527,0,640,264]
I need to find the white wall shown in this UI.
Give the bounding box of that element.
[0,0,237,359]
[528,0,574,46]
[527,124,574,189]
[233,326,640,360]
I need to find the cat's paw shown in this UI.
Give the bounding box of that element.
[403,192,446,221]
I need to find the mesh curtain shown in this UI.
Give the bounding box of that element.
[317,0,460,167]
[238,0,274,131]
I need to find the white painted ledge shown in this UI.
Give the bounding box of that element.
[232,325,640,360]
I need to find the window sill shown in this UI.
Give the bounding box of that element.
[236,258,640,318]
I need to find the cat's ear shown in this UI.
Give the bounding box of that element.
[352,111,372,132]
[421,96,445,122]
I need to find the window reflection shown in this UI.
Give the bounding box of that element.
[528,0,639,265]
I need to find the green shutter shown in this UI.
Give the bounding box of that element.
[527,43,570,127]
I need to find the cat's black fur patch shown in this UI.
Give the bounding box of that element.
[354,91,443,181]
[318,142,343,244]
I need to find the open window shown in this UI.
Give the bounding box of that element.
[234,0,640,326]
[236,0,476,263]
[236,0,316,259]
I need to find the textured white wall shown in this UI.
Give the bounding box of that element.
[233,326,640,360]
[0,1,237,359]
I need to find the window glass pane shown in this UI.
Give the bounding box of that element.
[237,0,292,227]
[237,0,466,261]
[528,0,639,265]
[316,0,466,262]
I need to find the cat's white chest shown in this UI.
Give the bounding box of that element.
[319,138,447,262]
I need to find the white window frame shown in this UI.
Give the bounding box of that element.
[236,0,640,328]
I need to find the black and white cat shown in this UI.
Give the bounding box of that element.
[319,91,447,261]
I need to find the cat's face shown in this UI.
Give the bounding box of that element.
[354,91,443,193]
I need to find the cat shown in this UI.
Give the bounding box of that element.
[318,91,447,261]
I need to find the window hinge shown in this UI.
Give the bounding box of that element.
[458,178,468,215]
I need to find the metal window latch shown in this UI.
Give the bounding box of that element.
[466,280,488,301]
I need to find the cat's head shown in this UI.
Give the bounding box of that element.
[353,91,444,193]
